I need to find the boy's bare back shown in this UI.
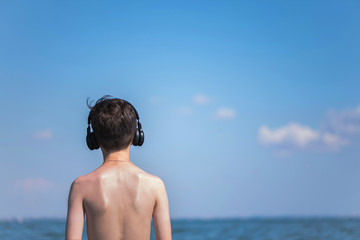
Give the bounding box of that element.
[65,161,171,240]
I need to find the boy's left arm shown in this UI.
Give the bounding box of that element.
[65,178,85,240]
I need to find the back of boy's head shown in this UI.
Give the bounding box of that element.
[87,95,137,152]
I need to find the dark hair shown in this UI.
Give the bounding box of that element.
[87,95,137,151]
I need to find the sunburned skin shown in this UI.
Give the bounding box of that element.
[65,151,172,240]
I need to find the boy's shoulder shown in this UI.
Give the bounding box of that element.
[70,169,100,193]
[69,174,88,192]
[126,165,168,196]
[71,164,165,188]
[133,166,166,189]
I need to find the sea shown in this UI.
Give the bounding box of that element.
[1,217,360,240]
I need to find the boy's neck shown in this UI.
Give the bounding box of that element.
[101,144,131,163]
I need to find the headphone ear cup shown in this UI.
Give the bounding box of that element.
[86,132,99,150]
[90,132,99,150]
[133,129,140,146]
[138,130,144,146]
[86,132,93,150]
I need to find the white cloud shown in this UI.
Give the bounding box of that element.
[193,94,210,105]
[14,178,54,192]
[259,123,319,148]
[33,129,53,140]
[258,105,360,155]
[324,105,360,135]
[215,107,236,119]
[321,132,348,148]
[258,122,349,155]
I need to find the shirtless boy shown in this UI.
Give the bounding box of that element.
[65,96,172,240]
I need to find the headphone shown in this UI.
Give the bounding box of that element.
[86,101,144,150]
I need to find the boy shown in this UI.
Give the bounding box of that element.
[65,96,172,240]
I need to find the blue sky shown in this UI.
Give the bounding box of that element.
[1,0,360,219]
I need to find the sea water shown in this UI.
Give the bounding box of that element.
[1,217,360,240]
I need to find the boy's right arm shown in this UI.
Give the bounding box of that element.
[152,178,172,240]
[65,178,85,240]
